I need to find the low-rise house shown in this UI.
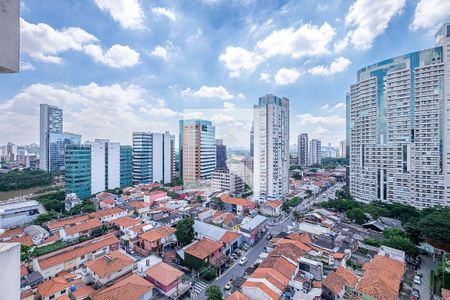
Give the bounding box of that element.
[46,215,90,233]
[85,250,135,287]
[362,217,402,232]
[222,197,256,215]
[259,200,283,216]
[144,190,168,205]
[99,198,115,210]
[134,226,177,256]
[89,207,127,223]
[239,215,267,245]
[322,266,358,300]
[193,220,242,254]
[33,235,119,279]
[128,201,151,214]
[210,211,239,228]
[299,256,324,280]
[378,245,406,263]
[226,291,249,300]
[145,261,188,298]
[37,277,70,300]
[112,216,141,233]
[65,193,82,212]
[59,218,102,241]
[23,225,50,245]
[220,231,242,255]
[91,273,154,300]
[179,238,225,271]
[155,213,182,226]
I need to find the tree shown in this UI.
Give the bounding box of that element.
[292,172,302,180]
[292,211,303,223]
[0,169,53,191]
[211,197,224,210]
[33,212,57,225]
[205,285,222,300]
[176,218,195,246]
[346,208,367,224]
[418,209,450,244]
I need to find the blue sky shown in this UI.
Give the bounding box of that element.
[1,0,450,148]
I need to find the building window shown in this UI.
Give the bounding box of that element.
[49,296,55,300]
[61,290,66,294]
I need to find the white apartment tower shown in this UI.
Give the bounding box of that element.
[253,94,290,199]
[132,132,174,184]
[339,140,346,158]
[348,23,450,208]
[309,139,322,166]
[39,104,62,171]
[298,133,308,166]
[88,139,120,194]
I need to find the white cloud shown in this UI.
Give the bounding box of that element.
[410,0,450,31]
[150,45,168,60]
[342,0,405,50]
[19,61,35,71]
[0,83,179,145]
[256,23,336,59]
[20,18,97,64]
[297,113,345,125]
[321,104,329,110]
[332,102,346,110]
[292,113,345,146]
[186,28,203,43]
[308,57,351,76]
[259,72,271,83]
[83,44,140,68]
[182,85,235,100]
[274,68,301,85]
[218,46,263,77]
[152,7,176,21]
[93,0,145,29]
[223,102,236,109]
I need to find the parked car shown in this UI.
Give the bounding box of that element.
[224,280,233,290]
[414,275,422,285]
[412,288,420,299]
[242,244,250,251]
[239,257,248,265]
[266,234,273,240]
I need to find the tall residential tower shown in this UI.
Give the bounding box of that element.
[253,95,289,198]
[297,133,308,166]
[309,139,322,166]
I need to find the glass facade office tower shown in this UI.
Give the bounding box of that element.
[179,120,216,184]
[348,23,450,208]
[253,95,290,199]
[132,131,174,184]
[297,133,309,166]
[65,140,132,199]
[216,139,227,170]
[49,132,81,172]
[309,139,322,166]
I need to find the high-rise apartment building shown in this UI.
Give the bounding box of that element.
[309,139,322,166]
[339,140,346,158]
[250,126,254,157]
[348,23,450,208]
[65,140,132,199]
[216,139,227,170]
[40,104,81,172]
[132,132,174,185]
[120,146,133,188]
[179,120,216,184]
[253,95,289,198]
[297,133,308,166]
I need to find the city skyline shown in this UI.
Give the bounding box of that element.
[2,0,450,147]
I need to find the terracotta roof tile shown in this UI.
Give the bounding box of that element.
[21,264,29,276]
[226,291,249,300]
[72,284,95,299]
[266,200,283,209]
[38,277,69,297]
[10,234,33,247]
[128,201,150,209]
[185,238,223,259]
[242,281,279,300]
[222,197,254,207]
[90,207,126,219]
[0,227,23,239]
[336,266,358,287]
[64,218,102,236]
[220,231,241,245]
[275,238,312,252]
[85,250,134,279]
[145,262,184,286]
[442,288,450,300]
[270,243,307,262]
[140,226,176,242]
[91,273,154,300]
[323,267,358,295]
[47,215,90,231]
[287,232,312,245]
[112,216,141,228]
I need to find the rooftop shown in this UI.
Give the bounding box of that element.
[140,225,176,242]
[185,238,223,259]
[145,261,184,286]
[64,218,102,235]
[90,207,126,218]
[112,216,141,228]
[38,277,69,298]
[85,250,135,278]
[91,273,154,300]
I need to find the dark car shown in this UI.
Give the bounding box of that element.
[412,288,420,299]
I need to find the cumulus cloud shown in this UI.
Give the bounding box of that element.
[308,57,351,76]
[340,0,405,50]
[410,0,450,31]
[182,85,237,100]
[218,46,263,77]
[150,45,168,60]
[297,113,345,125]
[0,83,179,145]
[274,68,301,85]
[20,18,97,63]
[19,61,35,71]
[93,0,145,29]
[152,7,176,21]
[83,44,140,68]
[259,73,271,83]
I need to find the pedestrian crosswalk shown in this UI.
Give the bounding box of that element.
[193,281,207,294]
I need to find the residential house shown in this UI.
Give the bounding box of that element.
[99,198,115,210]
[59,218,102,241]
[220,231,242,255]
[145,261,188,298]
[239,215,267,245]
[85,250,135,287]
[226,291,249,300]
[210,211,239,229]
[322,266,358,300]
[128,201,151,214]
[91,273,154,300]
[144,190,167,206]
[193,220,241,255]
[37,277,70,300]
[46,215,90,233]
[112,216,141,233]
[259,200,283,216]
[33,235,119,279]
[134,226,177,256]
[179,238,225,271]
[89,207,127,223]
[222,197,256,215]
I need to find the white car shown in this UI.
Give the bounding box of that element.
[239,257,248,265]
[414,275,422,285]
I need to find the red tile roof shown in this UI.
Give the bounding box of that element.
[140,226,176,242]
[145,262,184,286]
[242,281,279,300]
[90,207,125,219]
[0,227,23,239]
[85,250,134,279]
[47,215,90,231]
[91,273,154,300]
[226,291,249,300]
[442,288,450,300]
[287,232,312,245]
[10,234,33,247]
[323,266,358,295]
[112,216,141,228]
[38,277,69,298]
[220,231,241,245]
[266,200,283,209]
[222,197,254,207]
[185,238,223,259]
[64,218,102,235]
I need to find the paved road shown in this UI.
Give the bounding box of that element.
[413,254,437,300]
[295,182,344,211]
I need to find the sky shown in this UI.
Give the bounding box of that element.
[1,0,450,149]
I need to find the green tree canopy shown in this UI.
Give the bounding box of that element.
[0,169,53,191]
[346,208,367,224]
[205,285,222,300]
[176,217,195,246]
[33,212,57,225]
[418,209,450,244]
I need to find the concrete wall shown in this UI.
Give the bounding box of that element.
[0,243,20,300]
[0,0,19,73]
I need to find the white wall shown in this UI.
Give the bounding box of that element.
[91,141,106,194]
[152,133,163,183]
[0,0,19,73]
[108,142,121,189]
[0,243,20,300]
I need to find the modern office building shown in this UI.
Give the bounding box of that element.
[347,23,450,208]
[132,132,174,185]
[65,140,132,199]
[120,146,133,187]
[40,104,81,172]
[216,139,227,170]
[253,94,290,198]
[179,120,216,184]
[298,133,308,166]
[0,0,19,73]
[309,139,322,166]
[5,142,17,161]
[211,169,244,194]
[339,140,346,158]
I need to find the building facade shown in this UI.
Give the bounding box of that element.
[309,139,322,166]
[339,140,346,158]
[132,132,174,185]
[0,0,19,73]
[253,95,290,198]
[179,120,216,184]
[65,145,92,199]
[348,23,450,208]
[215,139,227,170]
[120,146,132,187]
[298,133,309,166]
[250,126,254,157]
[211,169,244,194]
[40,104,63,171]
